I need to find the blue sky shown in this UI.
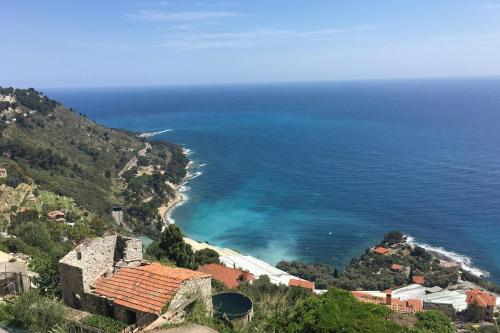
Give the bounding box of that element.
[2,0,500,87]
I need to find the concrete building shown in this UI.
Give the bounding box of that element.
[466,289,497,322]
[59,235,212,327]
[352,290,423,313]
[111,206,124,226]
[0,251,30,295]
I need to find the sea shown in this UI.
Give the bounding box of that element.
[46,78,500,283]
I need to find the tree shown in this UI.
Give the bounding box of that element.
[194,248,220,267]
[147,224,194,268]
[411,246,432,261]
[383,231,404,246]
[30,254,63,298]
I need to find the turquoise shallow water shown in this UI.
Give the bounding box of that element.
[47,78,500,282]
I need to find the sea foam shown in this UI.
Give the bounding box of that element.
[166,148,205,225]
[406,236,488,278]
[138,129,173,138]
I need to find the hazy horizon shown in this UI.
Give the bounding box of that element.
[2,0,500,87]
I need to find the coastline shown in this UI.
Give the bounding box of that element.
[405,235,488,278]
[158,148,193,227]
[148,139,491,285]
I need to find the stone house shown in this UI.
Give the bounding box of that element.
[0,168,6,178]
[59,235,212,327]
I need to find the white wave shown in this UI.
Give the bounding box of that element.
[163,146,203,227]
[185,171,202,181]
[138,129,173,138]
[406,235,488,277]
[163,191,189,228]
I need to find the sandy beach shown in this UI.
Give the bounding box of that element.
[158,152,192,226]
[158,190,183,225]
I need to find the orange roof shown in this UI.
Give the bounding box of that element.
[288,278,315,290]
[412,275,425,285]
[47,210,65,219]
[466,289,496,308]
[391,298,424,311]
[198,263,254,289]
[390,264,402,271]
[352,291,383,301]
[92,263,210,314]
[373,247,389,255]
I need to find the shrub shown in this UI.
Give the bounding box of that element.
[194,248,220,267]
[81,314,126,333]
[9,290,66,332]
[266,288,403,332]
[383,231,404,245]
[414,310,454,333]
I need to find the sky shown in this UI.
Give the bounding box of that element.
[2,0,500,87]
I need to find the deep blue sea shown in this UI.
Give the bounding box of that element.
[46,78,500,283]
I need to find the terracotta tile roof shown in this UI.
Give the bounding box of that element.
[288,278,315,290]
[352,291,382,301]
[390,298,423,312]
[466,289,496,308]
[412,275,425,285]
[390,264,402,271]
[198,263,254,289]
[373,247,389,255]
[47,210,65,219]
[92,263,210,314]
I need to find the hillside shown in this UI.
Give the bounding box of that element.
[0,87,188,235]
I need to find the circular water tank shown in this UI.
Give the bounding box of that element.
[212,292,253,322]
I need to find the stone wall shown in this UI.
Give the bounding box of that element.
[59,263,84,308]
[59,235,143,310]
[168,277,213,315]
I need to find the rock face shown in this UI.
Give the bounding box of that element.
[59,234,142,309]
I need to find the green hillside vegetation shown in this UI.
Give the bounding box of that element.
[0,86,188,234]
[179,282,453,333]
[277,231,493,291]
[0,183,96,231]
[0,87,188,298]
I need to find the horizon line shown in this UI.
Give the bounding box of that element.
[3,74,500,91]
